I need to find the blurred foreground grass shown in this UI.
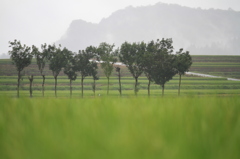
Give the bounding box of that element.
[0,96,240,159]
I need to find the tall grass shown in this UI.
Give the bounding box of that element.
[0,96,240,159]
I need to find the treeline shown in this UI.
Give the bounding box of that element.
[8,38,192,98]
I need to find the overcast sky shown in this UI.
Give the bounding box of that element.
[1,0,240,57]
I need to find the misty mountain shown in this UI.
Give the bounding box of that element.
[57,2,240,55]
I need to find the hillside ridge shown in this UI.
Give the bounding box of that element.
[57,2,240,55]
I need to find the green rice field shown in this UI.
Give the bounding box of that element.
[0,76,239,97]
[190,56,240,79]
[0,56,240,159]
[1,96,240,159]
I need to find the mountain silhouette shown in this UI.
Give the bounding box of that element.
[57,2,240,55]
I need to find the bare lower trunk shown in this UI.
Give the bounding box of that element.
[54,76,57,97]
[107,77,110,95]
[118,72,122,96]
[70,79,72,98]
[148,80,151,97]
[17,71,20,98]
[81,75,84,98]
[162,84,165,97]
[29,75,34,98]
[178,74,182,96]
[93,80,96,97]
[42,75,45,97]
[134,78,138,96]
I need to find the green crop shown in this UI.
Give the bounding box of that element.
[0,96,240,159]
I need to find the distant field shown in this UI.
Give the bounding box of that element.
[0,56,240,97]
[190,55,240,78]
[0,76,239,97]
[1,56,240,78]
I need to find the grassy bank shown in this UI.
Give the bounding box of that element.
[0,96,240,159]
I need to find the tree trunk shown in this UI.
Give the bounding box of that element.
[118,72,122,96]
[93,79,96,97]
[178,74,182,96]
[162,84,165,97]
[42,75,45,97]
[54,76,57,97]
[107,77,110,95]
[29,75,34,98]
[134,77,138,96]
[70,79,72,98]
[81,75,84,98]
[148,80,151,97]
[17,71,20,98]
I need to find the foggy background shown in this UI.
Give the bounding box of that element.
[1,0,240,58]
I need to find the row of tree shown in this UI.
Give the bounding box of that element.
[8,38,192,98]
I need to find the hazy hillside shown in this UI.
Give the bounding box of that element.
[57,2,240,55]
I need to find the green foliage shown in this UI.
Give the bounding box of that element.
[119,42,145,78]
[175,49,192,75]
[119,41,146,95]
[49,46,71,78]
[149,39,177,95]
[143,40,155,82]
[9,39,33,72]
[74,50,93,79]
[97,42,117,94]
[64,53,77,81]
[97,42,117,78]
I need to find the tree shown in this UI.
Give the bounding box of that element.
[175,49,192,96]
[119,41,145,96]
[115,66,122,96]
[97,42,117,95]
[151,39,177,96]
[49,45,70,97]
[89,60,99,96]
[143,40,156,96]
[85,46,99,97]
[74,49,93,98]
[63,52,77,97]
[32,44,53,97]
[8,40,33,98]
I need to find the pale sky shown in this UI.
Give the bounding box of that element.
[1,0,240,57]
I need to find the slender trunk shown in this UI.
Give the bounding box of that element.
[93,79,96,97]
[29,75,33,98]
[17,71,20,98]
[162,84,165,97]
[148,80,151,97]
[178,74,182,96]
[42,75,45,97]
[30,82,32,97]
[70,79,72,98]
[81,75,84,98]
[134,77,138,96]
[107,77,109,95]
[118,72,122,96]
[54,76,57,97]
